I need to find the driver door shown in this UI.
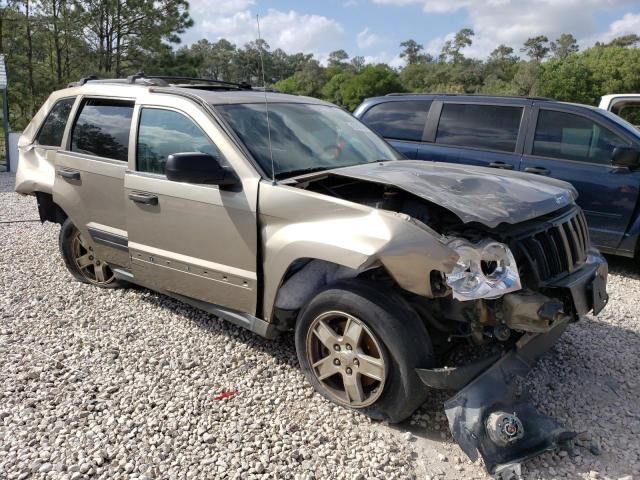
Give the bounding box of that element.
[124,103,259,315]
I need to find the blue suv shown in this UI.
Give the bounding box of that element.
[354,94,640,262]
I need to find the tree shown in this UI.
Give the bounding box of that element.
[489,44,517,63]
[521,35,549,62]
[350,56,365,73]
[275,60,326,97]
[323,65,403,111]
[441,28,474,63]
[550,33,579,60]
[79,0,193,75]
[327,49,349,68]
[399,39,430,65]
[606,34,640,48]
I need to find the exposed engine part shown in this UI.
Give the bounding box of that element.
[502,290,565,333]
[486,412,525,447]
[493,324,511,342]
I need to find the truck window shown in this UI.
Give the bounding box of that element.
[71,98,134,161]
[360,101,431,142]
[435,104,522,152]
[35,97,75,147]
[533,110,628,164]
[136,108,223,175]
[611,101,640,127]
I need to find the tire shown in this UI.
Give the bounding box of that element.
[295,279,433,423]
[58,218,123,288]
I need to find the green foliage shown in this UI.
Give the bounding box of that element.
[399,39,431,65]
[322,65,403,111]
[521,36,550,62]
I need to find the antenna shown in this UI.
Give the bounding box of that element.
[256,14,276,184]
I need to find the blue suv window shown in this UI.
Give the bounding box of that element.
[533,109,629,164]
[361,101,431,142]
[436,103,522,152]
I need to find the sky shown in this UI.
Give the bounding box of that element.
[182,0,640,66]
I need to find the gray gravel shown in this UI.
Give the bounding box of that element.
[1,171,639,479]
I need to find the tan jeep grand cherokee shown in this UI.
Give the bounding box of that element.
[16,75,608,475]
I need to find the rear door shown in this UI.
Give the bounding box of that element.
[521,105,640,251]
[53,97,134,269]
[358,100,432,159]
[124,99,259,315]
[418,101,526,171]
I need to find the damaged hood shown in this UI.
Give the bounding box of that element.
[331,160,577,228]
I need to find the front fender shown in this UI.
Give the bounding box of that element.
[259,182,457,321]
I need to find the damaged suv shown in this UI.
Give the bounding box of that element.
[16,75,608,475]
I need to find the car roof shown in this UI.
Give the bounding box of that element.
[361,93,552,106]
[53,78,332,107]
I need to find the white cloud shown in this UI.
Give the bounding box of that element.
[587,12,640,45]
[357,28,383,49]
[182,5,345,58]
[371,0,638,57]
[363,52,406,69]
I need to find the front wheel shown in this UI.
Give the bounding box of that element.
[295,280,434,423]
[59,219,123,288]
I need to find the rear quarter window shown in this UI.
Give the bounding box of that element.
[361,101,431,142]
[71,98,134,161]
[435,103,523,152]
[36,97,76,147]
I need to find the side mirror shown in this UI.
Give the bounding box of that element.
[165,152,239,187]
[612,146,640,170]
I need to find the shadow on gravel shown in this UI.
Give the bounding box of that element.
[605,253,640,277]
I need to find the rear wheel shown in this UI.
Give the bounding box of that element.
[59,219,122,288]
[295,280,433,423]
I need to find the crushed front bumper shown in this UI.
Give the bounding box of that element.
[417,250,608,476]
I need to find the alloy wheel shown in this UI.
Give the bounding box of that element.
[71,230,115,285]
[306,311,386,408]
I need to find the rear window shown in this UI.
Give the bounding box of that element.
[36,98,75,147]
[71,98,134,161]
[361,101,431,142]
[435,103,523,152]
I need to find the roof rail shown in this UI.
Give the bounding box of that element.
[127,72,252,90]
[67,75,98,87]
[68,72,253,90]
[384,92,553,101]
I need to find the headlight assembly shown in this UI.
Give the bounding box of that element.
[445,238,521,301]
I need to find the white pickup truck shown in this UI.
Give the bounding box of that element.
[599,94,640,128]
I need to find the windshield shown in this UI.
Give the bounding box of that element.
[215,103,401,178]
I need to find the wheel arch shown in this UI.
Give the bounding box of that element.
[35,191,68,224]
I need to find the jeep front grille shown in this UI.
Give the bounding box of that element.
[517,209,589,283]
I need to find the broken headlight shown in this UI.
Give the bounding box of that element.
[445,238,521,301]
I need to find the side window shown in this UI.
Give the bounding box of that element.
[136,108,223,175]
[36,98,75,147]
[435,103,523,152]
[361,101,432,142]
[71,98,134,161]
[533,110,629,164]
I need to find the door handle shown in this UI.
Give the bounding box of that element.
[524,167,550,175]
[488,162,514,170]
[57,169,81,181]
[128,192,159,205]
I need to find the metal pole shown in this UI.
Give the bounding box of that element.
[2,89,9,172]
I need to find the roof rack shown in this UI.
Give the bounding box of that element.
[127,72,252,90]
[384,92,553,101]
[68,72,253,90]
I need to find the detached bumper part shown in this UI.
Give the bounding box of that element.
[419,318,574,476]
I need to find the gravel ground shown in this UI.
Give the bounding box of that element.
[1,171,639,480]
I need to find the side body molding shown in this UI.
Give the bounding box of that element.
[259,182,458,321]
